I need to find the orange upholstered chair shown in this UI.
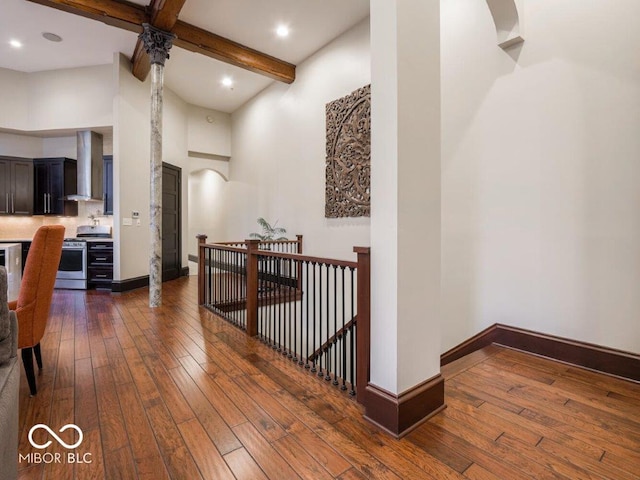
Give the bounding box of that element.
[7,225,64,395]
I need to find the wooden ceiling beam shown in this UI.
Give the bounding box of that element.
[131,0,186,81]
[26,0,296,83]
[150,0,185,30]
[172,21,295,84]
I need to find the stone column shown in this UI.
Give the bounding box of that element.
[139,23,176,307]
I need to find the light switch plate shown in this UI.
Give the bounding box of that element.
[123,218,133,226]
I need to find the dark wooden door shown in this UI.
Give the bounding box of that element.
[162,163,181,282]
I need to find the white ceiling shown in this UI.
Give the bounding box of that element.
[0,0,369,113]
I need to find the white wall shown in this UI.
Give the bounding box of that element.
[0,132,42,158]
[0,69,28,130]
[113,53,231,281]
[441,0,640,354]
[0,65,113,132]
[227,19,371,261]
[27,65,113,131]
[188,169,228,255]
[187,105,231,157]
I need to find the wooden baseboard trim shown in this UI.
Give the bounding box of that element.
[364,374,445,438]
[441,323,640,382]
[441,324,500,366]
[111,275,149,293]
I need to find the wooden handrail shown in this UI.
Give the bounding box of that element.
[308,315,357,362]
[202,243,248,254]
[254,250,358,269]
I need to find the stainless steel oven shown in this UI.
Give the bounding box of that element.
[54,240,87,290]
[54,226,111,290]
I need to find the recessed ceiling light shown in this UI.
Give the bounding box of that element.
[276,25,290,38]
[221,77,234,88]
[42,32,63,42]
[9,39,22,48]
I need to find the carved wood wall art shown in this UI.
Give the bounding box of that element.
[325,85,371,218]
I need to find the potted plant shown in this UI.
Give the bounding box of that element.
[249,218,287,242]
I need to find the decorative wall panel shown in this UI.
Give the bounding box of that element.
[325,84,371,218]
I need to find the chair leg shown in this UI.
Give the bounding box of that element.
[33,343,43,371]
[21,347,37,396]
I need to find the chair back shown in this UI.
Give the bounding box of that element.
[15,225,64,348]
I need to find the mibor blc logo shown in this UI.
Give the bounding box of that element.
[19,424,92,464]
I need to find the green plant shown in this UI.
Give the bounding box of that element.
[249,217,287,241]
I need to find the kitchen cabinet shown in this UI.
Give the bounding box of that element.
[103,155,113,215]
[87,241,113,290]
[33,157,78,216]
[0,156,33,215]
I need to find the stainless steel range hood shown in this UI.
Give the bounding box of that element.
[66,130,104,201]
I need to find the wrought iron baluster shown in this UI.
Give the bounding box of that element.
[318,264,323,377]
[341,266,347,390]
[350,267,356,396]
[207,247,210,306]
[333,265,344,385]
[311,262,317,373]
[258,254,263,340]
[325,264,331,381]
[289,259,298,362]
[233,250,237,326]
[305,261,310,369]
[272,256,277,348]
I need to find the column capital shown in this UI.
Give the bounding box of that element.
[139,23,176,66]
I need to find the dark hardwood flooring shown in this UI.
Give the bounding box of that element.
[16,276,640,479]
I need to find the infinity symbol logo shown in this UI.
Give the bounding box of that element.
[28,424,84,450]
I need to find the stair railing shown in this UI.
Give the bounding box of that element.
[197,234,370,403]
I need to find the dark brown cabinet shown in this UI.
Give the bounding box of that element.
[87,241,113,290]
[0,156,33,215]
[103,155,113,215]
[33,157,78,216]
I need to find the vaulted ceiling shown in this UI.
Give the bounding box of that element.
[0,0,369,113]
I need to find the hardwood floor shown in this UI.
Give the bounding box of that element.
[16,276,640,479]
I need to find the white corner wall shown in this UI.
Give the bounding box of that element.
[187,105,231,157]
[227,19,371,260]
[441,0,640,354]
[0,69,28,130]
[0,65,113,132]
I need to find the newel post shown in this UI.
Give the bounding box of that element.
[246,239,260,337]
[197,234,208,305]
[296,235,304,254]
[354,246,371,403]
